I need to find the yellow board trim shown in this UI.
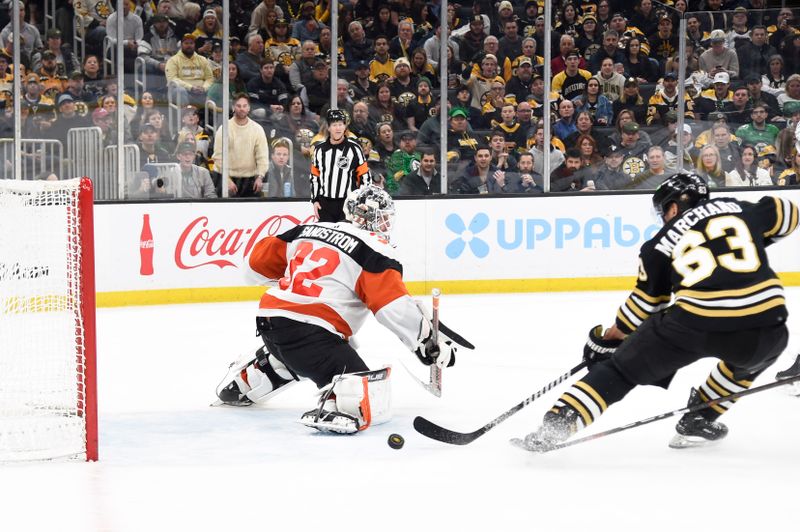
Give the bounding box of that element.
[95,272,800,308]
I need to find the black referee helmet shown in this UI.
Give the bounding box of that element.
[326,109,348,125]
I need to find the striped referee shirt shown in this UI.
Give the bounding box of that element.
[310,137,371,201]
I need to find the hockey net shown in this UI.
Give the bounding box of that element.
[0,178,97,461]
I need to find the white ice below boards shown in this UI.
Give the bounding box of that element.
[2,291,800,531]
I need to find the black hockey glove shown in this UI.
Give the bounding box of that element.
[415,331,457,368]
[583,324,622,367]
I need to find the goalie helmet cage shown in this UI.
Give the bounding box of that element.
[0,177,98,462]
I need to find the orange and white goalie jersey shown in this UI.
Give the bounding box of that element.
[245,222,425,349]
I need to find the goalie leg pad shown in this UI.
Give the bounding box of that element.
[216,346,297,406]
[299,367,392,434]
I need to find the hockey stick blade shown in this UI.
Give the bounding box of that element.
[438,321,475,350]
[414,361,588,445]
[520,373,800,454]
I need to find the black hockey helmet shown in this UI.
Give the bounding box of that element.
[652,172,709,218]
[344,185,396,237]
[326,108,348,125]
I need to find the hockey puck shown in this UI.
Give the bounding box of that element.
[387,433,405,450]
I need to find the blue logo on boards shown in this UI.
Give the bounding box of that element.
[443,212,661,259]
[445,213,490,259]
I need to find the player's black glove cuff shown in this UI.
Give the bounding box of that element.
[583,324,622,367]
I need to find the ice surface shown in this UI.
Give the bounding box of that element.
[2,291,799,531]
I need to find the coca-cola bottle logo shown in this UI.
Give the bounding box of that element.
[174,214,316,269]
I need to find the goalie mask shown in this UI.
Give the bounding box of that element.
[344,185,396,237]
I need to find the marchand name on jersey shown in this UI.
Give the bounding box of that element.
[299,226,360,254]
[654,200,743,257]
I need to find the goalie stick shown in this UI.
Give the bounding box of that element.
[429,289,442,397]
[511,373,800,453]
[414,361,588,444]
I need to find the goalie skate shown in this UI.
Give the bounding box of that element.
[668,433,724,449]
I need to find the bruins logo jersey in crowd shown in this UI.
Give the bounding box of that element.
[621,155,647,178]
[616,196,799,335]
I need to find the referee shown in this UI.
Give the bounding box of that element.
[310,109,371,222]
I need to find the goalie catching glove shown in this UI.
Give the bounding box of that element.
[583,324,623,367]
[414,318,457,368]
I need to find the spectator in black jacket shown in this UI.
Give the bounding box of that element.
[398,149,439,196]
[737,26,776,83]
[247,60,289,116]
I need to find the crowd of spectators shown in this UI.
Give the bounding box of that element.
[1,0,799,198]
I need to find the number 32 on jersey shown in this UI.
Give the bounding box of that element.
[279,241,341,297]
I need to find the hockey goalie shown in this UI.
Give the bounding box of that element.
[216,185,457,433]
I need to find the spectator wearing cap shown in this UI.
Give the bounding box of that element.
[175,141,217,198]
[645,71,694,126]
[247,59,289,116]
[266,18,300,82]
[63,71,93,111]
[694,71,733,120]
[446,107,479,162]
[553,50,592,102]
[212,93,269,197]
[291,1,327,43]
[349,60,376,101]
[506,56,535,105]
[0,3,42,60]
[405,77,435,132]
[32,28,79,77]
[368,36,395,83]
[456,16,489,64]
[618,121,651,159]
[389,57,417,100]
[594,143,630,190]
[699,29,739,80]
[174,104,212,166]
[663,121,697,171]
[249,0,285,36]
[517,0,540,37]
[144,13,179,75]
[738,25,776,83]
[648,15,678,70]
[494,0,516,37]
[165,33,215,108]
[106,0,144,73]
[191,8,223,55]
[89,107,114,146]
[385,131,420,194]
[137,122,173,167]
[299,59,330,115]
[575,14,602,61]
[608,12,648,55]
[22,73,55,119]
[48,93,88,147]
[465,54,504,110]
[35,51,67,97]
[726,6,751,50]
[529,73,564,122]
[613,77,647,124]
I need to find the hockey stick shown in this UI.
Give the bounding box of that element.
[429,289,443,397]
[523,373,800,454]
[414,361,589,445]
[438,321,475,350]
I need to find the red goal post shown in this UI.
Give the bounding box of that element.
[0,177,98,461]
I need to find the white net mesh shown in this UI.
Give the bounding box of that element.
[0,178,92,461]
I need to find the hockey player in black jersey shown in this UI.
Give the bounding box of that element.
[517,172,799,451]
